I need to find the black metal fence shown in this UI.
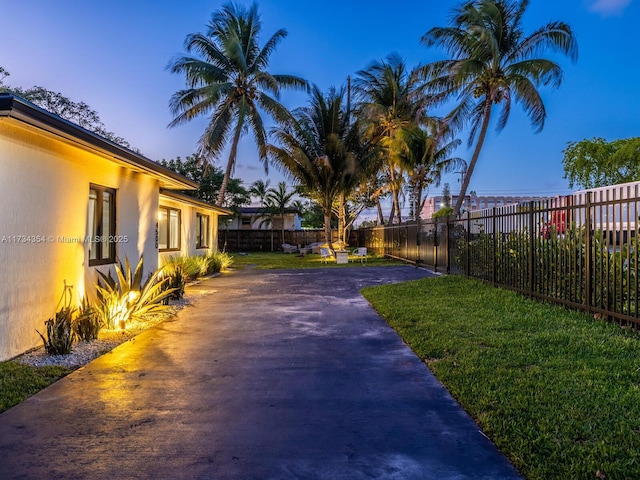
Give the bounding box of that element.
[357,182,640,326]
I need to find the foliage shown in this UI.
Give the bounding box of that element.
[1,67,133,148]
[562,137,640,189]
[268,85,373,249]
[37,306,76,355]
[95,256,175,329]
[299,201,327,229]
[159,155,250,211]
[0,362,72,414]
[72,296,102,342]
[354,53,428,224]
[167,2,307,205]
[420,0,577,216]
[363,275,640,479]
[206,251,233,273]
[455,226,638,319]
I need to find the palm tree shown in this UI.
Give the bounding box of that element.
[354,53,430,224]
[398,121,466,221]
[268,85,368,251]
[167,2,307,206]
[421,0,577,216]
[249,179,271,207]
[264,181,296,246]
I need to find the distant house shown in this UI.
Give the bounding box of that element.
[0,94,229,361]
[226,207,301,230]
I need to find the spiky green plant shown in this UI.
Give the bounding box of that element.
[206,251,233,274]
[37,307,76,355]
[73,296,102,341]
[95,256,176,329]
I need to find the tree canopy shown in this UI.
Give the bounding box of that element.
[1,67,133,149]
[562,137,640,190]
[159,154,250,212]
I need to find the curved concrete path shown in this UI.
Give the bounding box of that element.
[0,266,522,479]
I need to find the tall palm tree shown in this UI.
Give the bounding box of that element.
[421,0,577,216]
[167,2,307,206]
[354,53,430,224]
[268,85,369,251]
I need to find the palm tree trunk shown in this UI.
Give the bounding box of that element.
[376,198,384,225]
[454,99,492,217]
[324,210,333,252]
[216,124,243,206]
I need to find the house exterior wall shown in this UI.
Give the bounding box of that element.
[157,196,222,265]
[0,119,159,361]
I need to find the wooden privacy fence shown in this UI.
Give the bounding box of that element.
[357,182,640,327]
[218,229,351,252]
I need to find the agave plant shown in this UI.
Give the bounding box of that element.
[95,256,176,329]
[37,306,76,355]
[73,296,103,341]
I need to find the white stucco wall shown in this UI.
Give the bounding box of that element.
[0,119,159,361]
[158,196,221,265]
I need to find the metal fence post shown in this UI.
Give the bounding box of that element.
[585,191,593,313]
[529,201,535,294]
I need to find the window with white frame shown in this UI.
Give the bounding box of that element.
[196,213,209,249]
[158,206,181,251]
[88,184,116,266]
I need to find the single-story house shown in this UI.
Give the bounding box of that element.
[0,93,229,361]
[226,206,301,230]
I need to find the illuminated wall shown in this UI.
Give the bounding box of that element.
[0,120,159,361]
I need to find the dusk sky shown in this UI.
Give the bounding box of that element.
[2,0,639,215]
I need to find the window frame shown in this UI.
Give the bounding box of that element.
[196,213,210,249]
[88,184,117,266]
[158,205,181,252]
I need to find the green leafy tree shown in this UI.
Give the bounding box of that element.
[167,2,307,206]
[159,155,250,213]
[268,85,370,250]
[562,137,640,189]
[421,0,577,216]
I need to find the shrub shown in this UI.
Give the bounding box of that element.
[95,256,176,329]
[160,262,186,302]
[206,251,233,274]
[73,296,102,341]
[37,306,75,355]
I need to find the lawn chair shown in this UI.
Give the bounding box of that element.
[282,243,298,254]
[320,247,334,263]
[351,247,367,263]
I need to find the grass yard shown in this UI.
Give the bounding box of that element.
[0,363,72,413]
[362,275,640,480]
[227,250,401,269]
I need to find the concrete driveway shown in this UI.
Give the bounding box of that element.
[0,265,522,479]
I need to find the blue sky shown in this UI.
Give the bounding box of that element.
[2,0,639,212]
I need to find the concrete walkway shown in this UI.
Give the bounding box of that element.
[0,266,522,479]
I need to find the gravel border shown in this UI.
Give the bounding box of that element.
[14,282,216,369]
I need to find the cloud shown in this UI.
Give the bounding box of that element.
[589,0,632,16]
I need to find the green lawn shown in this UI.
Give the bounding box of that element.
[227,250,401,269]
[0,362,72,413]
[362,275,640,480]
